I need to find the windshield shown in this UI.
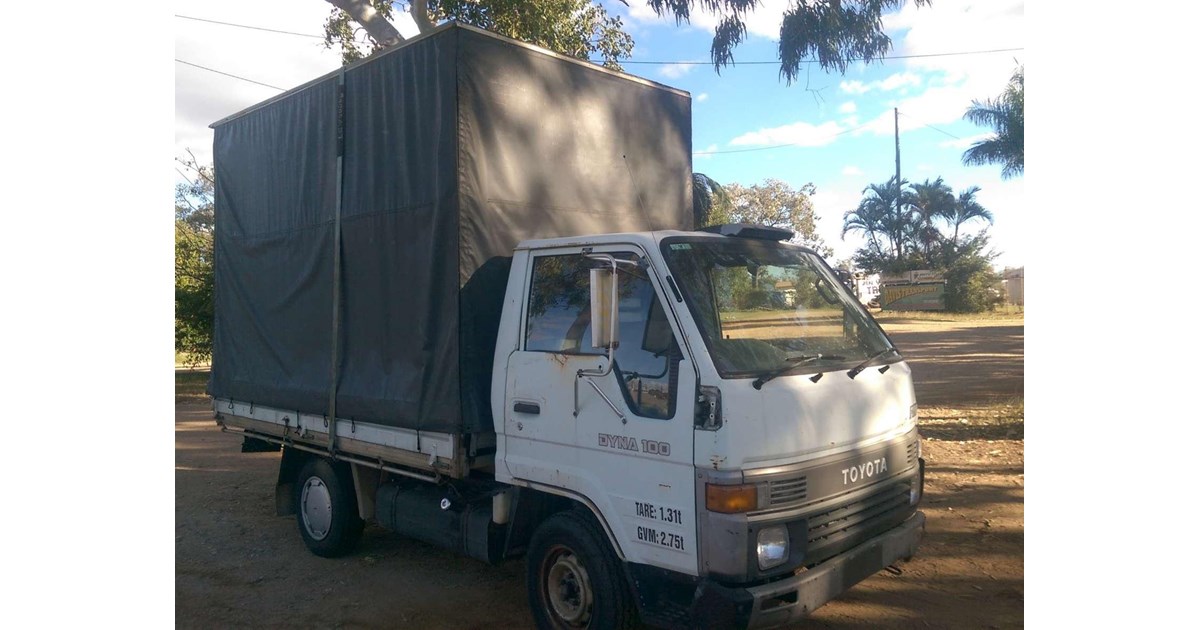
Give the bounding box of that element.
[661,237,895,378]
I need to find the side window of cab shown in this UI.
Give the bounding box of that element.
[525,253,679,419]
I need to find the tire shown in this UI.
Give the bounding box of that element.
[527,510,637,630]
[294,457,364,558]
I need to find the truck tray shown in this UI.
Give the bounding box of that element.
[212,398,494,479]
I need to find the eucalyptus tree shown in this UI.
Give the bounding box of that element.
[962,64,1024,179]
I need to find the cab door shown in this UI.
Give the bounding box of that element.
[502,245,699,575]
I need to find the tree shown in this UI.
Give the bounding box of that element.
[944,185,993,246]
[843,176,915,268]
[692,172,733,228]
[323,1,929,81]
[909,177,955,266]
[962,64,1023,179]
[725,179,828,255]
[939,232,1002,313]
[324,0,633,67]
[175,158,216,365]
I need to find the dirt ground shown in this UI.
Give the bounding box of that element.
[176,317,1023,628]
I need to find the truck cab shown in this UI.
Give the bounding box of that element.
[495,225,925,628]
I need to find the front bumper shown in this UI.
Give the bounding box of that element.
[689,510,925,629]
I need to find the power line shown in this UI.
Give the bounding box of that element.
[175,59,285,91]
[175,14,325,39]
[609,47,1023,66]
[898,112,962,140]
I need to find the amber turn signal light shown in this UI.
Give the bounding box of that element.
[705,483,758,514]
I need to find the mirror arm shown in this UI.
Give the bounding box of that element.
[574,253,637,421]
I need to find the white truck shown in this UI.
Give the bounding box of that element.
[209,24,924,629]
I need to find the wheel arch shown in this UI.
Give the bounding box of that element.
[508,480,627,562]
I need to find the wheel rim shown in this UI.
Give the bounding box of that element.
[300,475,333,541]
[542,545,593,627]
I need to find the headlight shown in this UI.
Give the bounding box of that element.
[910,458,925,505]
[756,525,789,569]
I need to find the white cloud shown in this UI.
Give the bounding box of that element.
[838,101,857,114]
[840,80,870,95]
[887,0,1024,98]
[839,72,921,95]
[659,63,697,79]
[696,92,709,102]
[842,166,863,177]
[729,121,844,147]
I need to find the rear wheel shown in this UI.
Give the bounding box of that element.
[294,458,363,557]
[527,510,637,630]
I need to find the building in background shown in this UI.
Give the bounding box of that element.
[1002,267,1024,306]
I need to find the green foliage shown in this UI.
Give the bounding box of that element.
[845,177,1001,311]
[725,179,829,256]
[692,172,733,228]
[176,220,215,365]
[175,160,216,366]
[940,234,1003,313]
[325,1,929,81]
[645,0,930,83]
[324,0,634,69]
[962,64,1024,179]
[843,176,916,267]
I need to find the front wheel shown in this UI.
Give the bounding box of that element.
[527,511,637,630]
[294,457,363,557]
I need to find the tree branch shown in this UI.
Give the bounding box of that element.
[327,0,405,47]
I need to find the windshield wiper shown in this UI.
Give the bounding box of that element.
[848,347,901,379]
[752,354,845,390]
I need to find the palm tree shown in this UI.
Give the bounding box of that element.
[910,177,956,265]
[944,186,994,246]
[844,177,913,262]
[962,65,1023,179]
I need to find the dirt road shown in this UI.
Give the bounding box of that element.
[176,319,1023,628]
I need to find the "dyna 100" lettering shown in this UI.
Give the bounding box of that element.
[598,434,671,456]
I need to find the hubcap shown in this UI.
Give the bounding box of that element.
[300,476,333,540]
[544,548,593,626]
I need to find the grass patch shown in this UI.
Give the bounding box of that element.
[919,397,1023,441]
[176,369,210,404]
[872,305,1024,324]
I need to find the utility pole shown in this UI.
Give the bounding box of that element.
[894,107,901,212]
[894,107,902,258]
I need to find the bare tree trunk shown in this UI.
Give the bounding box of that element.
[327,0,406,47]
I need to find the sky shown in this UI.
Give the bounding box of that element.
[174,0,1024,269]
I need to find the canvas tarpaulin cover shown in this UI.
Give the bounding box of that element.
[209,24,691,434]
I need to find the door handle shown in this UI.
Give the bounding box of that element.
[513,402,541,415]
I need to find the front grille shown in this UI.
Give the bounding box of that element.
[767,475,808,506]
[804,477,914,566]
[906,440,918,466]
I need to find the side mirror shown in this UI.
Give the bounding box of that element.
[590,267,619,349]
